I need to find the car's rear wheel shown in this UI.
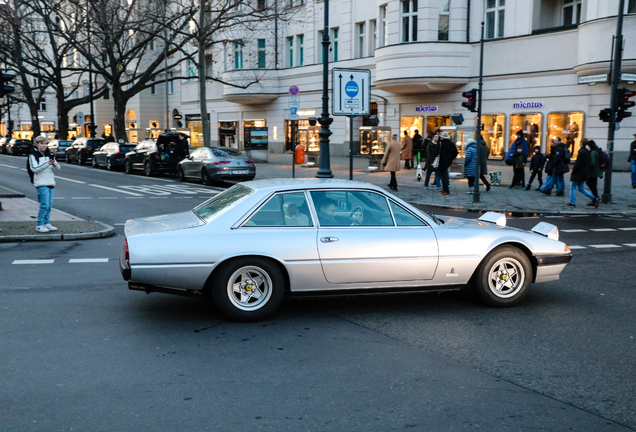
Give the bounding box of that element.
[77,153,84,165]
[177,167,186,182]
[144,160,153,176]
[201,168,211,186]
[124,159,132,174]
[91,158,97,168]
[212,258,284,322]
[474,245,532,307]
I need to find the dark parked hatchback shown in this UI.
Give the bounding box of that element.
[7,139,32,156]
[92,142,136,170]
[65,138,105,165]
[48,139,73,160]
[124,140,172,176]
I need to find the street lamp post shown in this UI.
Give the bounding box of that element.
[87,0,96,138]
[473,21,485,203]
[316,0,333,178]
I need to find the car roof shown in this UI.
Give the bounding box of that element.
[240,179,385,194]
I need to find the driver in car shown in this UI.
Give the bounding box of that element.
[317,198,363,226]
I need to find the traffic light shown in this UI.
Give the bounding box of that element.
[599,108,613,123]
[0,72,16,98]
[461,89,478,112]
[616,87,636,122]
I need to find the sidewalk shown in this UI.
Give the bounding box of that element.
[0,186,114,242]
[261,153,636,215]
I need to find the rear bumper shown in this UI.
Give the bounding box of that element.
[119,246,131,281]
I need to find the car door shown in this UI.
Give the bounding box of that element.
[131,143,146,169]
[185,148,204,177]
[310,190,439,284]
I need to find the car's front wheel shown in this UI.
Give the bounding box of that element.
[77,153,85,165]
[212,258,284,322]
[474,245,532,307]
[201,168,211,186]
[124,159,132,174]
[106,157,113,171]
[91,158,97,168]
[144,160,153,176]
[177,167,186,182]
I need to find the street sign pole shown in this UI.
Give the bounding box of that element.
[292,120,296,178]
[473,21,485,203]
[288,91,300,178]
[349,114,354,180]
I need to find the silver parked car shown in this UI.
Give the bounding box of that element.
[177,146,255,185]
[120,179,572,322]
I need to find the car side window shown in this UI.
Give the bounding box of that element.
[389,201,427,226]
[244,192,312,227]
[310,190,394,227]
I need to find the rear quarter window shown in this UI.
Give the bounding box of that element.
[193,184,254,223]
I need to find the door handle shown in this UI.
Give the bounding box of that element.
[320,237,339,243]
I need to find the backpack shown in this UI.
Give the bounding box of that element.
[563,147,572,164]
[597,148,610,170]
[26,155,34,183]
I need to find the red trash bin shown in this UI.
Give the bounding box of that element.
[295,144,306,164]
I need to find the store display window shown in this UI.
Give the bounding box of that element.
[360,127,391,156]
[481,114,505,158]
[286,119,319,153]
[400,116,424,139]
[509,113,542,153]
[547,112,584,158]
[426,116,451,136]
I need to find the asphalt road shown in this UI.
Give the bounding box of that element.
[1,153,635,431]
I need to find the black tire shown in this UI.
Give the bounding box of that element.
[91,158,97,168]
[144,160,153,176]
[211,257,285,322]
[124,159,132,174]
[77,153,84,165]
[474,245,532,307]
[106,157,113,171]
[66,154,72,163]
[201,168,211,186]
[177,167,186,182]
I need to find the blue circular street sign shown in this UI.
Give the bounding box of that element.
[345,81,359,97]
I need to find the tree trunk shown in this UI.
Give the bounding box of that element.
[112,88,128,142]
[57,100,69,140]
[198,0,210,147]
[29,103,41,138]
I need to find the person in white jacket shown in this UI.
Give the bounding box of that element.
[29,136,61,233]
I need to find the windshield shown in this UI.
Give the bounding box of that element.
[193,184,254,222]
[212,148,240,158]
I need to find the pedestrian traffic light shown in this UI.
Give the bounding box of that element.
[599,108,613,123]
[0,72,16,98]
[616,87,636,122]
[461,89,478,112]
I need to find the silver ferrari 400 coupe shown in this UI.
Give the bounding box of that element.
[120,179,572,321]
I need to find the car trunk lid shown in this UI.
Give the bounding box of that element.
[124,211,204,237]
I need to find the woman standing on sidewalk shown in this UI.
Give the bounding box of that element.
[29,136,61,233]
[381,134,402,191]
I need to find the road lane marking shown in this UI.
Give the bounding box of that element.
[99,197,118,199]
[0,164,20,169]
[567,245,586,249]
[561,229,587,233]
[589,244,621,249]
[624,244,636,247]
[72,197,92,200]
[618,227,636,231]
[590,229,617,232]
[124,196,144,199]
[13,259,55,264]
[69,258,109,263]
[56,176,86,184]
[89,184,144,196]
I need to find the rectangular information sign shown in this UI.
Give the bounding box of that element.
[332,68,371,116]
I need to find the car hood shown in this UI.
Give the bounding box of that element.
[438,216,507,230]
[125,211,205,237]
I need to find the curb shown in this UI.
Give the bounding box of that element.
[0,221,115,242]
[0,186,26,198]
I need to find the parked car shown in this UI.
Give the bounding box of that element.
[0,137,11,154]
[177,146,255,185]
[92,142,136,170]
[47,139,73,160]
[7,139,32,156]
[65,137,105,165]
[120,179,573,322]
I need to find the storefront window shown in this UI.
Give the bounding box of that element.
[481,114,505,158]
[547,112,583,158]
[509,113,542,153]
[218,121,237,148]
[186,114,210,147]
[426,116,450,136]
[400,116,423,139]
[360,127,391,155]
[285,119,319,153]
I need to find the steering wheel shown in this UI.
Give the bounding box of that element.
[349,206,364,225]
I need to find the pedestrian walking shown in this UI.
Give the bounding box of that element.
[540,138,558,194]
[438,131,458,196]
[507,130,529,189]
[463,140,477,194]
[478,139,491,192]
[525,145,546,190]
[424,133,441,189]
[567,141,597,207]
[542,138,569,196]
[381,133,402,191]
[585,139,603,204]
[629,132,636,189]
[29,136,61,233]
[401,130,413,170]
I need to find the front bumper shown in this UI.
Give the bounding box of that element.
[533,254,572,283]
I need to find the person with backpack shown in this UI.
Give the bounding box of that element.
[567,139,597,208]
[585,139,603,205]
[28,136,61,233]
[424,132,441,189]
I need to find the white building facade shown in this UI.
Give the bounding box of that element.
[171,0,636,168]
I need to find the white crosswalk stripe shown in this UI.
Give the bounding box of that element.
[69,259,109,263]
[589,244,621,249]
[12,260,55,264]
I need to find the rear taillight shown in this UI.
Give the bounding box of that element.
[86,147,93,151]
[113,152,120,157]
[214,161,231,165]
[246,160,255,165]
[124,238,129,261]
